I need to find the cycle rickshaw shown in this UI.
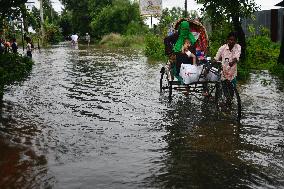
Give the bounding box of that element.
[160,18,242,122]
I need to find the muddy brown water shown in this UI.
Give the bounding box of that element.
[0,44,283,188]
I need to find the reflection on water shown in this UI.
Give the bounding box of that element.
[1,44,283,188]
[148,98,283,188]
[0,130,53,188]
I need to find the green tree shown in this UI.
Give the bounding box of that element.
[43,0,60,24]
[24,0,59,33]
[44,18,62,44]
[88,0,113,16]
[0,0,27,20]
[197,0,259,60]
[26,7,41,32]
[90,0,144,38]
[59,10,73,37]
[158,7,184,32]
[156,7,199,36]
[60,0,146,38]
[60,0,113,35]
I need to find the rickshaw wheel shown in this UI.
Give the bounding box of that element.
[215,80,241,122]
[159,66,171,92]
[159,66,173,101]
[160,67,166,93]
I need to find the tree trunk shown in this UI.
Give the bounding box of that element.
[20,5,28,33]
[278,26,284,64]
[232,16,246,61]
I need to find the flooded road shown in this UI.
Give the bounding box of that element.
[1,44,283,188]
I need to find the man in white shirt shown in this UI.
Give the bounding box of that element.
[71,34,79,45]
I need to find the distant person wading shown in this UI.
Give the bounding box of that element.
[26,37,33,58]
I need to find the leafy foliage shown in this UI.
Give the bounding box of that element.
[0,53,33,100]
[90,0,144,38]
[59,10,73,37]
[270,64,284,80]
[197,0,259,28]
[0,0,27,34]
[44,18,63,44]
[26,7,41,32]
[197,0,259,60]
[207,22,233,57]
[0,0,27,20]
[99,33,145,48]
[158,7,184,31]
[144,34,166,61]
[43,0,60,24]
[154,7,200,36]
[245,36,280,70]
[60,0,113,35]
[61,0,146,39]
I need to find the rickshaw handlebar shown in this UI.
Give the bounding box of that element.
[201,59,223,75]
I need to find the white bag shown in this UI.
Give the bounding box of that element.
[179,64,202,84]
[206,67,220,81]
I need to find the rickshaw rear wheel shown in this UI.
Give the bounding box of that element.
[160,66,171,92]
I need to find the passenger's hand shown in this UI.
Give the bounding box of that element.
[212,58,217,64]
[169,53,176,62]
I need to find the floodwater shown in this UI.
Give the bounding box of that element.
[0,44,283,189]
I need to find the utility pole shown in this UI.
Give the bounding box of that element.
[21,20,25,51]
[184,0,188,18]
[25,1,35,33]
[40,0,44,45]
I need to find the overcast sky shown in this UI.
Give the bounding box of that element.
[29,0,63,12]
[161,0,282,11]
[44,0,283,13]
[42,0,282,27]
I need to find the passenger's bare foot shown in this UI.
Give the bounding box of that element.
[202,91,209,96]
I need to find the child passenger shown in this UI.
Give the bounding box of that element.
[180,39,197,96]
[182,39,196,65]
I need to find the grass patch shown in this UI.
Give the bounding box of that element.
[99,33,145,49]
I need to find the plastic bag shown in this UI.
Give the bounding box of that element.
[179,64,203,84]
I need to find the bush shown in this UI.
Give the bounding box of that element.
[245,36,280,70]
[126,22,148,36]
[144,34,167,61]
[99,33,145,48]
[0,53,34,101]
[90,0,145,39]
[270,63,284,80]
[44,21,63,44]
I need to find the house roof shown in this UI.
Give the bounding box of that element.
[275,0,284,7]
